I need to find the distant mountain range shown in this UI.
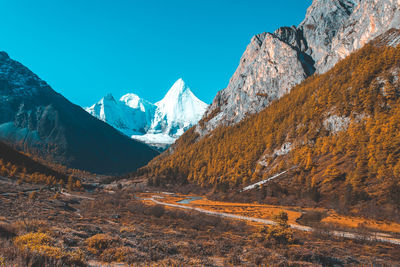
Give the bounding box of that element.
[0,52,158,175]
[85,78,208,149]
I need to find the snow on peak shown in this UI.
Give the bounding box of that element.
[158,78,188,100]
[85,92,155,137]
[85,78,208,149]
[120,93,141,108]
[120,93,154,113]
[151,79,208,137]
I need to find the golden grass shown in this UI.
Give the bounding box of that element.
[145,193,400,234]
[322,214,400,233]
[182,197,302,225]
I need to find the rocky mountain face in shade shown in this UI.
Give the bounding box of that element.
[197,0,400,136]
[0,51,158,175]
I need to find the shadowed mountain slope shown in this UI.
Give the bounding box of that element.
[0,52,158,175]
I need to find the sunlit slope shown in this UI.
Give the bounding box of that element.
[143,37,400,218]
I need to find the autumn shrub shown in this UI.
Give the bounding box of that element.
[67,249,86,265]
[85,234,119,255]
[265,211,294,244]
[1,237,85,267]
[14,232,62,259]
[100,246,134,262]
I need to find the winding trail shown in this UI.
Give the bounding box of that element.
[144,196,400,246]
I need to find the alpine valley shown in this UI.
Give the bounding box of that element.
[1,0,400,266]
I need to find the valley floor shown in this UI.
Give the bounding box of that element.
[139,192,400,245]
[0,178,399,266]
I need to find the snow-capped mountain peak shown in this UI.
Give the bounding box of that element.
[151,78,208,137]
[156,78,188,104]
[85,78,208,149]
[120,93,153,112]
[86,92,155,137]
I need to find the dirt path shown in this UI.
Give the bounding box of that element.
[60,191,95,200]
[146,196,400,246]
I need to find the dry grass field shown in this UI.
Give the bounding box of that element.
[152,193,400,236]
[0,183,399,266]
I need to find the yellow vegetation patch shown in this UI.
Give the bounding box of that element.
[14,232,62,258]
[188,197,302,225]
[13,232,85,263]
[322,213,400,233]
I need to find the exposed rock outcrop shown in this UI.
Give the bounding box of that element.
[197,0,400,136]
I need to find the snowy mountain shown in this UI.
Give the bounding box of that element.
[150,79,208,137]
[85,93,156,137]
[86,79,208,149]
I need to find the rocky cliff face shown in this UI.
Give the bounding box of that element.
[199,31,312,135]
[197,0,400,135]
[0,52,158,174]
[302,0,400,73]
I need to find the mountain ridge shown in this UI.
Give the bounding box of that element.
[0,51,159,174]
[196,0,400,136]
[86,78,208,149]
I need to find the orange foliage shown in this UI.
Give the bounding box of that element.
[142,44,400,218]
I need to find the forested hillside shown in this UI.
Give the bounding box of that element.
[0,141,67,185]
[142,40,400,219]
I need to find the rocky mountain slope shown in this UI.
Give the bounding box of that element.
[143,32,400,219]
[86,79,208,149]
[0,52,158,174]
[198,0,400,135]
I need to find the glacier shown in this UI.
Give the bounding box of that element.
[85,78,208,149]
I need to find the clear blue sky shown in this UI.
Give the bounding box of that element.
[0,0,312,106]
